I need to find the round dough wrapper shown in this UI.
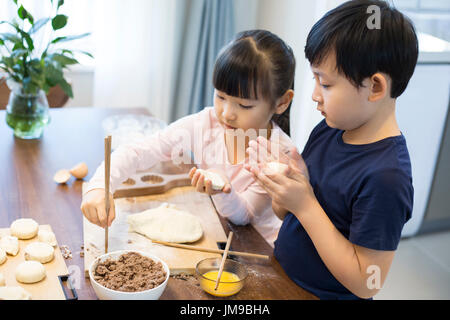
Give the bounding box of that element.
[25,242,55,264]
[0,248,6,265]
[0,235,19,256]
[0,286,32,300]
[15,261,46,284]
[127,203,203,243]
[10,218,39,240]
[265,162,288,175]
[38,230,57,247]
[0,273,5,286]
[197,169,226,190]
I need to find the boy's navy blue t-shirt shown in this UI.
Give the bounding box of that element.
[274,119,413,300]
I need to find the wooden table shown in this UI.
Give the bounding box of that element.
[0,107,317,300]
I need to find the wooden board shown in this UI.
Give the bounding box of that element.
[0,225,71,300]
[83,185,228,277]
[114,162,193,198]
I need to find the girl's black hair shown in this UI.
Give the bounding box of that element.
[213,30,296,136]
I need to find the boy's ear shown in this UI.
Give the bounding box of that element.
[368,73,390,102]
[275,89,294,114]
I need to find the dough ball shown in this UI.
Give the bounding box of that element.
[15,261,46,284]
[197,169,226,190]
[0,273,5,286]
[0,235,19,256]
[24,242,55,264]
[10,218,39,240]
[0,286,32,300]
[265,162,288,175]
[127,203,203,243]
[0,248,6,265]
[38,230,57,247]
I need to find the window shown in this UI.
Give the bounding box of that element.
[0,0,95,67]
[395,0,450,52]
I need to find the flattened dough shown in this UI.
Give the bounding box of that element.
[0,286,32,300]
[0,236,19,256]
[10,218,39,240]
[25,242,55,264]
[0,273,5,286]
[127,203,203,243]
[15,261,46,284]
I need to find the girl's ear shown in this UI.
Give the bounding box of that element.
[368,73,390,102]
[275,89,294,114]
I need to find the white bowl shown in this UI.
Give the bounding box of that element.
[89,250,170,300]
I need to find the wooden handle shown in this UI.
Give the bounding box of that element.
[215,231,233,290]
[104,135,112,253]
[151,240,269,260]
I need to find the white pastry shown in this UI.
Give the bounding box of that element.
[24,242,55,264]
[0,273,5,286]
[0,235,19,256]
[0,286,32,300]
[127,203,203,243]
[10,218,39,240]
[0,247,6,265]
[197,169,226,190]
[265,162,289,175]
[38,230,57,247]
[15,261,46,284]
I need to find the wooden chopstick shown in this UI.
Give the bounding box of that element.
[215,231,233,290]
[104,135,112,254]
[151,240,269,260]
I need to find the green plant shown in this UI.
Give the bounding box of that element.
[0,0,92,97]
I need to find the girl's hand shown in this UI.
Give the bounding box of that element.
[80,188,116,228]
[189,167,231,195]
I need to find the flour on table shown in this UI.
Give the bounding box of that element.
[127,203,203,243]
[0,286,32,300]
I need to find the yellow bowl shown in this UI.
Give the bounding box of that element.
[195,258,248,297]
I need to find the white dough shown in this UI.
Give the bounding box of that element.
[10,218,39,240]
[38,230,57,247]
[15,261,46,284]
[0,273,5,286]
[0,235,19,256]
[265,162,289,175]
[127,203,203,243]
[0,248,6,265]
[25,242,55,264]
[0,286,32,300]
[197,169,226,190]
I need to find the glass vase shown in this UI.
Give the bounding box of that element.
[5,86,51,139]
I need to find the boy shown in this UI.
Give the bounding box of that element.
[246,0,417,299]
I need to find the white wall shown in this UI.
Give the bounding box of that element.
[255,0,346,151]
[64,68,94,108]
[65,0,344,150]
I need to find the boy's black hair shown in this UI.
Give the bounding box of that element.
[213,30,295,135]
[305,0,418,98]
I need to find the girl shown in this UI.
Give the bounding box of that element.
[81,29,297,246]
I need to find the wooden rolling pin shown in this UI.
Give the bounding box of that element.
[152,240,269,260]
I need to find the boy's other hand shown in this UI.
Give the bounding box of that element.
[245,137,309,180]
[80,188,116,228]
[189,167,231,195]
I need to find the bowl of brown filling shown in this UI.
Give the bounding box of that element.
[89,250,169,300]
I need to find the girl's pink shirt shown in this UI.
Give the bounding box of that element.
[85,107,296,246]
